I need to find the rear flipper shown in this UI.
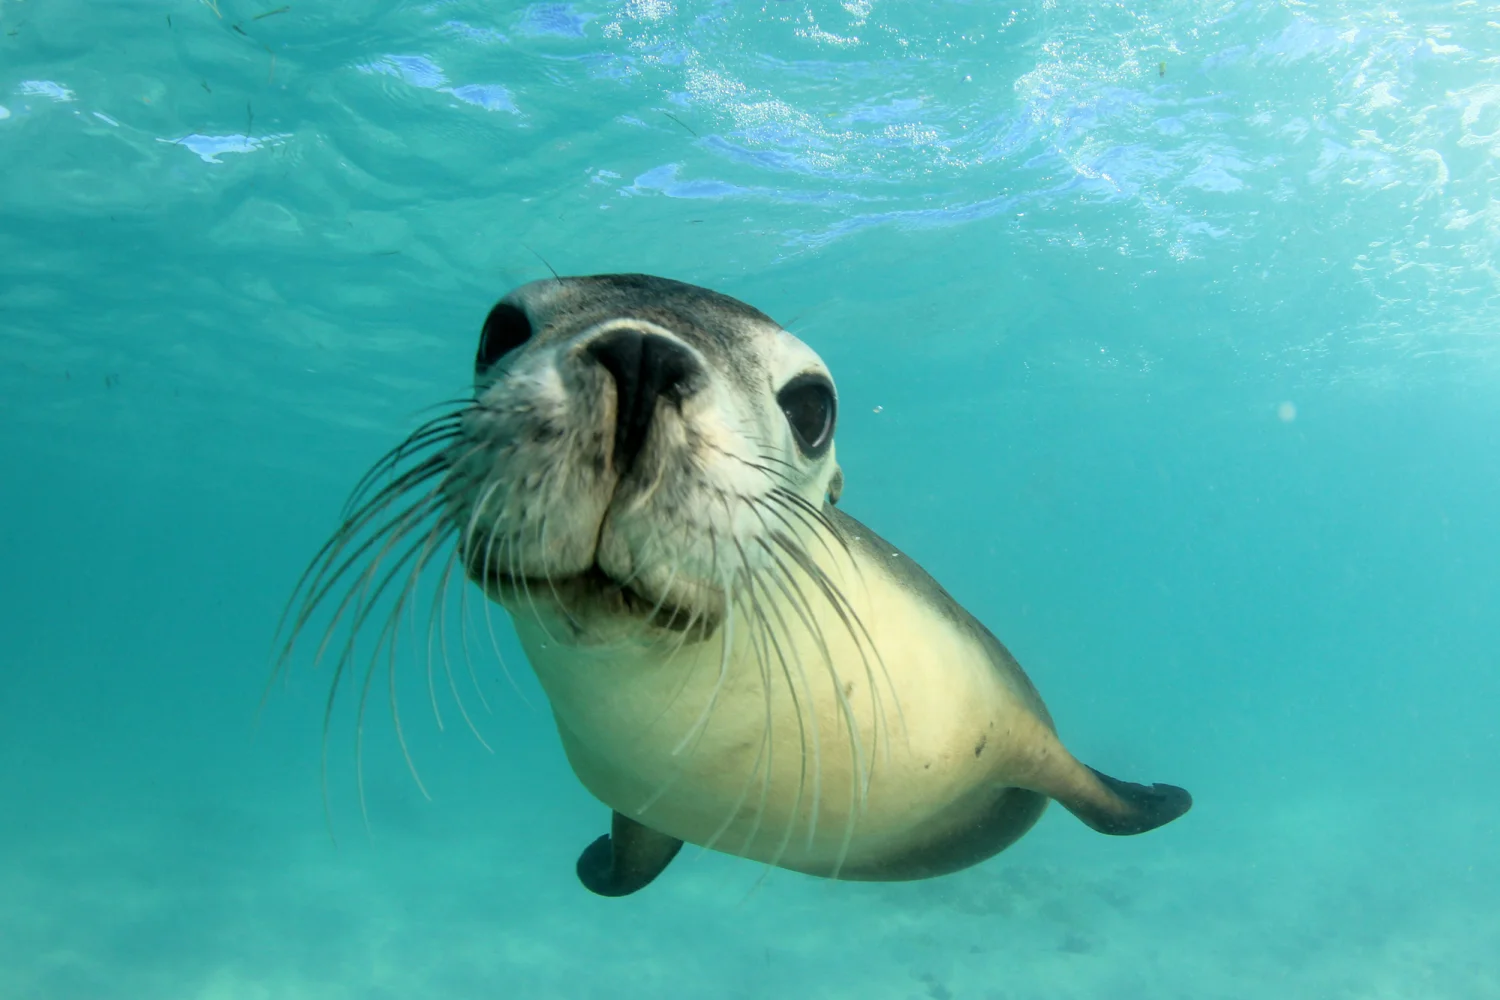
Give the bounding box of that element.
[1057,766,1192,836]
[576,811,684,897]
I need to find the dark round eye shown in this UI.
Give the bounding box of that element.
[777,373,836,458]
[475,302,532,376]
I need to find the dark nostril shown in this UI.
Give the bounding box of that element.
[586,329,697,473]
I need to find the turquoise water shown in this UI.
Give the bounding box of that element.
[4,0,1499,996]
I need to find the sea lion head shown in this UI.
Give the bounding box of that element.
[443,274,842,641]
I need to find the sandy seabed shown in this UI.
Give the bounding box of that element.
[3,787,1496,1000]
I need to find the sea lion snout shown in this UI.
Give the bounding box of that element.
[584,327,704,474]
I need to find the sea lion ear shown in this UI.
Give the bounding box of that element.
[827,466,844,506]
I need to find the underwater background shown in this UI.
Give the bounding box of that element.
[3,0,1499,997]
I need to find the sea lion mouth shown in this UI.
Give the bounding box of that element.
[467,552,716,637]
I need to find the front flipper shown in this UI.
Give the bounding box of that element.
[576,811,684,897]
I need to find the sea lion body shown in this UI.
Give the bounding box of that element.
[519,508,1060,880]
[288,274,1190,895]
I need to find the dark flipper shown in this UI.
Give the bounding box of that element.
[576,811,684,897]
[1060,767,1192,835]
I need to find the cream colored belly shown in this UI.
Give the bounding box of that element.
[514,559,1051,875]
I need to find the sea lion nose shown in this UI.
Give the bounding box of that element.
[586,328,698,473]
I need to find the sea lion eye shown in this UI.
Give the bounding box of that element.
[475,302,533,375]
[777,373,836,458]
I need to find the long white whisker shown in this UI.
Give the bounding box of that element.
[432,544,493,752]
[736,541,816,872]
[477,499,531,708]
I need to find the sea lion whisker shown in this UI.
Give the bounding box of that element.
[759,489,900,772]
[642,592,709,738]
[699,437,783,488]
[390,510,463,738]
[467,474,561,648]
[744,491,894,779]
[429,544,462,732]
[412,395,486,418]
[655,597,705,673]
[758,504,887,705]
[475,518,530,707]
[659,535,717,668]
[341,416,457,504]
[414,531,449,734]
[675,513,727,652]
[493,521,541,640]
[660,485,824,864]
[798,534,905,762]
[731,419,799,473]
[612,500,682,643]
[650,513,702,636]
[469,489,532,708]
[277,459,450,666]
[761,490,844,571]
[698,568,778,859]
[342,418,461,519]
[334,507,449,828]
[760,536,865,870]
[718,582,780,862]
[747,549,859,794]
[773,523,898,715]
[284,441,474,653]
[746,447,801,481]
[751,447,800,476]
[727,435,802,495]
[739,550,820,870]
[736,435,802,487]
[504,463,577,642]
[766,530,878,821]
[767,482,838,535]
[731,495,840,840]
[356,510,464,819]
[382,603,430,804]
[770,487,852,561]
[348,437,454,509]
[650,519,722,671]
[460,475,507,562]
[430,543,494,752]
[537,512,585,633]
[511,514,561,643]
[301,488,447,686]
[724,505,823,868]
[637,478,724,641]
[321,509,446,784]
[446,543,497,719]
[668,557,736,758]
[357,506,455,716]
[312,532,418,838]
[636,558,739,818]
[766,512,899,776]
[640,546,682,631]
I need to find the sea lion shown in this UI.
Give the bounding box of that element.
[281,274,1190,897]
